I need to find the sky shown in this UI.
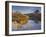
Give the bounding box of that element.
[12,6,41,14]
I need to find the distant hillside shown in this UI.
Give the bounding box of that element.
[24,13,41,21]
[12,12,41,21]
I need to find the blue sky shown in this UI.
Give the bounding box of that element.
[12,6,41,14]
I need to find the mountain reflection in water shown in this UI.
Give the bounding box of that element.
[12,20,41,31]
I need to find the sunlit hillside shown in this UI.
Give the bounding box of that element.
[12,12,29,29]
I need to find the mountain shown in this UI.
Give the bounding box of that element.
[12,11,41,21]
[24,13,41,21]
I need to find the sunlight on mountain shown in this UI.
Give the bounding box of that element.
[12,12,29,29]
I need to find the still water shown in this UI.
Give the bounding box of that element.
[12,20,41,31]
